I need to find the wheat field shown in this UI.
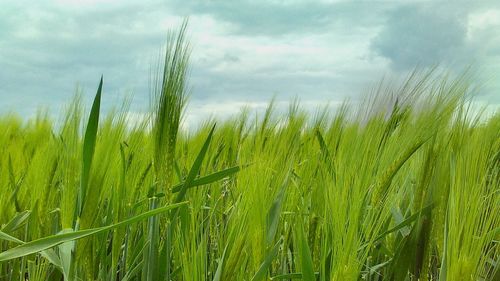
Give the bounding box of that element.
[0,24,499,281]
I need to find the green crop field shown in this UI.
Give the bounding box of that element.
[1,24,499,281]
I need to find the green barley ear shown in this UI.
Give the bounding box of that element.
[371,138,427,206]
[152,19,190,193]
[145,20,191,281]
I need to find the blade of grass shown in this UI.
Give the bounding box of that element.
[76,76,102,219]
[0,230,64,273]
[251,237,283,281]
[171,165,242,193]
[0,201,187,261]
[174,123,216,204]
[162,124,216,280]
[0,230,24,244]
[266,177,288,246]
[298,223,315,281]
[359,203,435,251]
[390,207,411,237]
[315,129,336,183]
[1,211,31,233]
[212,244,228,281]
[439,207,448,281]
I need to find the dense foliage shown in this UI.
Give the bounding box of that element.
[1,26,499,281]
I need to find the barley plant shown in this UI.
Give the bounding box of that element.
[0,24,499,281]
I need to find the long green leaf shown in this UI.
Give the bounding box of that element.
[212,244,228,281]
[439,207,448,281]
[315,129,336,182]
[251,237,282,281]
[359,203,435,251]
[375,203,435,242]
[299,225,315,281]
[266,177,288,246]
[0,230,24,244]
[171,165,242,193]
[174,124,216,204]
[0,230,64,272]
[390,207,411,237]
[1,210,31,233]
[0,201,187,261]
[77,76,103,218]
[162,124,215,280]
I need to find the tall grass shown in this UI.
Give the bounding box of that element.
[0,25,499,281]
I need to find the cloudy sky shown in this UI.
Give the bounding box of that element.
[1,0,499,126]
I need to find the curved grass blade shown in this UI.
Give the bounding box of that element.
[0,230,63,272]
[174,123,216,204]
[0,230,24,244]
[251,237,283,281]
[1,210,31,233]
[358,203,435,251]
[172,165,242,193]
[372,138,429,205]
[212,244,228,281]
[390,207,411,237]
[0,201,187,262]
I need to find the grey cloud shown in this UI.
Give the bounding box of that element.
[370,2,500,104]
[0,0,387,120]
[188,63,362,106]
[222,53,240,63]
[1,0,498,122]
[0,1,171,116]
[169,0,387,36]
[371,4,471,71]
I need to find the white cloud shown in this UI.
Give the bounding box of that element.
[468,9,500,32]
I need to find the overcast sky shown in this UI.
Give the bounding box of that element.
[1,0,499,127]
